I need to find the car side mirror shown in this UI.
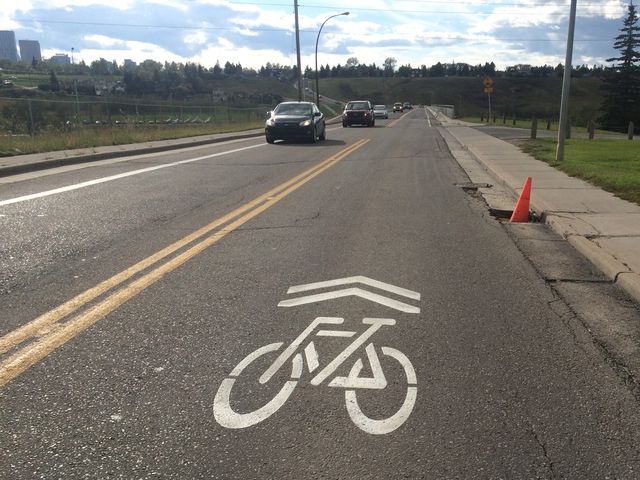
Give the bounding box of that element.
[266,111,272,118]
[314,112,322,117]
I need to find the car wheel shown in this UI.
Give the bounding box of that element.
[310,126,317,143]
[266,136,275,144]
[342,122,348,128]
[319,126,326,141]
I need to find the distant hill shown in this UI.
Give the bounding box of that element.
[316,76,604,125]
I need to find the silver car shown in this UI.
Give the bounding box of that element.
[373,105,389,119]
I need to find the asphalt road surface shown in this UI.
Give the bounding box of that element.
[2,109,640,479]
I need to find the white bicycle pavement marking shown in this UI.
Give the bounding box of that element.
[213,277,421,435]
[286,275,421,300]
[278,287,420,313]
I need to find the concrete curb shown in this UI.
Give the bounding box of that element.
[566,235,630,280]
[0,131,264,177]
[441,122,640,305]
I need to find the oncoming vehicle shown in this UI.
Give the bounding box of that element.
[373,105,389,119]
[393,102,403,113]
[265,101,326,144]
[403,102,413,110]
[343,100,375,127]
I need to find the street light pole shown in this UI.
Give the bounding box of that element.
[555,0,577,162]
[294,0,303,101]
[315,11,349,107]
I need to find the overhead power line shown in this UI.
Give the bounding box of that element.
[227,0,625,11]
[13,19,615,42]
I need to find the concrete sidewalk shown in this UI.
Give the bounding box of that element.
[436,113,640,304]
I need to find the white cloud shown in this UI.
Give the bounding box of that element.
[147,0,189,11]
[184,31,207,45]
[84,34,123,47]
[0,0,34,29]
[191,37,293,68]
[33,0,134,9]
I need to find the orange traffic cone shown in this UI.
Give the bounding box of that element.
[510,177,532,223]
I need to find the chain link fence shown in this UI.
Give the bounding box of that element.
[0,95,269,135]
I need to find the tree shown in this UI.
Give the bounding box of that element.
[599,1,640,132]
[383,57,397,76]
[429,62,444,77]
[49,70,60,92]
[346,57,359,68]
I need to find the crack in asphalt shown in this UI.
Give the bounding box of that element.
[547,283,640,403]
[526,421,557,479]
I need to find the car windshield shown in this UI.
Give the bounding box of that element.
[374,105,386,110]
[274,103,313,115]
[346,102,370,110]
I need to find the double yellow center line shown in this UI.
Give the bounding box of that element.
[0,138,370,387]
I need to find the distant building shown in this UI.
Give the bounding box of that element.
[506,64,532,76]
[19,40,41,63]
[211,88,226,102]
[123,59,136,70]
[0,31,19,62]
[50,53,71,65]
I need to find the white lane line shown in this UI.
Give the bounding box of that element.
[0,144,265,207]
[0,136,265,186]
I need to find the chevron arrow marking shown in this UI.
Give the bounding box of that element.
[286,276,420,300]
[277,287,420,313]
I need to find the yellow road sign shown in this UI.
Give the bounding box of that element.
[484,87,494,94]
[483,77,494,88]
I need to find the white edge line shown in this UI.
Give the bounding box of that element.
[0,143,265,207]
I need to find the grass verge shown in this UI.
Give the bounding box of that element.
[520,138,640,205]
[459,116,617,135]
[0,122,264,157]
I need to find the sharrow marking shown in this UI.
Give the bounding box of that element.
[316,330,356,337]
[304,342,320,373]
[286,276,420,300]
[278,288,420,313]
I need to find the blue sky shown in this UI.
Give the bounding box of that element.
[1,0,632,70]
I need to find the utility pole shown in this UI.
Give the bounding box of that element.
[294,0,303,101]
[556,0,577,162]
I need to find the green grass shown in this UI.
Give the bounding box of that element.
[0,121,264,157]
[460,116,618,135]
[521,138,640,204]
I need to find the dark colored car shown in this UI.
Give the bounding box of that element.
[393,102,403,113]
[265,101,326,144]
[342,100,375,127]
[403,102,413,110]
